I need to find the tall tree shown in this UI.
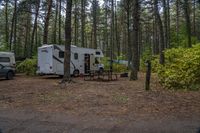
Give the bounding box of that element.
[124,0,132,68]
[30,0,40,57]
[183,0,192,48]
[163,0,169,48]
[5,0,9,47]
[58,0,62,44]
[81,0,86,47]
[176,0,180,46]
[43,0,53,44]
[154,0,165,65]
[130,0,140,80]
[9,0,17,51]
[63,0,72,82]
[52,0,59,44]
[92,0,98,49]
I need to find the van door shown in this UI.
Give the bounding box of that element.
[90,54,96,71]
[84,54,90,74]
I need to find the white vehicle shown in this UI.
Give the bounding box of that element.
[0,52,16,70]
[37,44,104,76]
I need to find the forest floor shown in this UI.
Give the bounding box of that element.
[0,73,200,133]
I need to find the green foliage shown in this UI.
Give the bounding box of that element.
[101,57,128,73]
[140,49,159,73]
[16,58,37,76]
[158,44,200,90]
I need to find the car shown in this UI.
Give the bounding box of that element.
[0,64,15,80]
[0,52,16,80]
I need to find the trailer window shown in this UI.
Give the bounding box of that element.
[0,57,10,62]
[96,51,101,55]
[74,53,78,60]
[59,51,64,58]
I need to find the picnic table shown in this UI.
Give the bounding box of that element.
[84,69,118,81]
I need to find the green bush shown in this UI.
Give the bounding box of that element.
[158,44,200,90]
[140,49,159,73]
[16,58,37,76]
[101,57,128,73]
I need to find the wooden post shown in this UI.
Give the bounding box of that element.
[145,60,151,90]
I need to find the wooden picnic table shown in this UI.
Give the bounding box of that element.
[84,69,118,81]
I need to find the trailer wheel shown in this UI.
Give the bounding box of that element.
[73,70,79,77]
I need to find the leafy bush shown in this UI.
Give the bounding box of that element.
[158,44,200,90]
[101,57,128,73]
[140,49,159,73]
[16,58,37,76]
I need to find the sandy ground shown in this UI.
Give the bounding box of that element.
[0,73,200,133]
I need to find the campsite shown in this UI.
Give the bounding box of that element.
[0,73,200,132]
[1,0,200,132]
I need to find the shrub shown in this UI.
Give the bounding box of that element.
[16,58,37,76]
[158,44,200,90]
[140,49,159,73]
[101,57,128,73]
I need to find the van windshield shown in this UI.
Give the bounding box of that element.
[0,57,10,62]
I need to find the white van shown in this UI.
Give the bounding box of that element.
[37,44,104,76]
[0,52,16,71]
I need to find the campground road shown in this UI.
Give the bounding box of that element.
[0,109,200,133]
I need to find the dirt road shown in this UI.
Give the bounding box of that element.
[0,74,200,132]
[0,108,199,133]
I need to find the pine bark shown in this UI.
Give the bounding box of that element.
[81,0,86,47]
[154,0,165,64]
[43,0,53,44]
[30,0,40,57]
[92,0,98,49]
[63,0,72,81]
[183,0,192,48]
[5,0,9,47]
[130,0,140,80]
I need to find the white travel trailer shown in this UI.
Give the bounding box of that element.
[37,44,104,76]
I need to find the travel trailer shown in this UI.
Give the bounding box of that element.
[37,44,104,76]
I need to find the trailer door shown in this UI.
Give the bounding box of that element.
[38,46,53,74]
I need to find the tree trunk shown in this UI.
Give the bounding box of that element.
[110,0,114,71]
[59,0,62,44]
[63,0,72,82]
[115,0,120,57]
[183,0,192,48]
[176,0,180,46]
[74,0,78,46]
[92,0,97,49]
[103,0,109,56]
[167,0,170,48]
[154,0,165,65]
[30,0,40,57]
[43,0,53,44]
[192,0,196,36]
[130,0,140,80]
[52,0,59,44]
[13,0,17,54]
[5,0,9,48]
[10,0,17,52]
[124,0,132,68]
[81,0,86,47]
